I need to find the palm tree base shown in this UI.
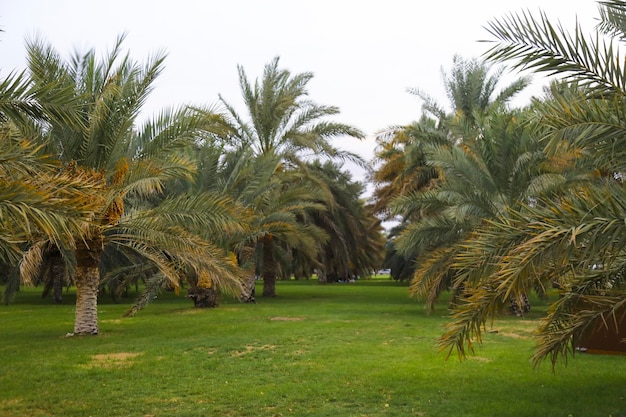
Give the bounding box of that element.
[262,277,276,297]
[187,287,220,308]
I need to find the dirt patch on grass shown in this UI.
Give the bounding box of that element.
[173,309,206,315]
[101,319,123,324]
[489,319,536,341]
[230,344,276,357]
[499,331,532,340]
[468,356,492,363]
[270,316,305,321]
[80,352,142,369]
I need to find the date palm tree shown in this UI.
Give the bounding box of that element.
[218,57,364,297]
[371,116,444,221]
[393,108,554,309]
[305,160,385,283]
[0,55,105,303]
[408,55,530,141]
[22,35,244,334]
[438,0,626,366]
[372,56,530,282]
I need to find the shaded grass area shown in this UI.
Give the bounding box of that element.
[1,279,625,416]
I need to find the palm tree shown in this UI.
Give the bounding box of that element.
[191,140,329,300]
[304,160,385,283]
[0,56,105,304]
[220,57,363,164]
[408,55,530,141]
[372,54,532,289]
[437,0,626,366]
[393,108,551,308]
[218,57,364,297]
[235,155,330,298]
[371,116,444,221]
[22,35,244,334]
[372,56,530,283]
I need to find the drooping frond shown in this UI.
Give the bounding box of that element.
[484,8,626,96]
[439,181,626,366]
[111,193,247,314]
[0,135,105,263]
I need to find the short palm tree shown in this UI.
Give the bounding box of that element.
[22,35,244,334]
[437,0,626,366]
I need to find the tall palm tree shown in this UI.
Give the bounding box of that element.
[220,57,363,164]
[305,160,385,283]
[437,0,626,366]
[218,57,364,297]
[393,109,552,308]
[372,56,530,282]
[372,54,532,284]
[408,55,530,140]
[23,35,244,334]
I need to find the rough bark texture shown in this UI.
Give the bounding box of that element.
[240,274,257,303]
[73,264,100,335]
[73,241,102,335]
[187,287,220,308]
[261,236,276,297]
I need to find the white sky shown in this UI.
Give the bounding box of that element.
[1,0,599,181]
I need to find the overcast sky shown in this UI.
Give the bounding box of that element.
[1,0,599,178]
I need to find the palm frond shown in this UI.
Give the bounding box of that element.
[484,9,626,96]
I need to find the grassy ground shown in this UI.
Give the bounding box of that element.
[1,278,625,417]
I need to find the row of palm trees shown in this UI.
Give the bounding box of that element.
[4,0,624,367]
[1,36,385,335]
[372,0,626,365]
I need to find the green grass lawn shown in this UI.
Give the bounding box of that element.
[1,278,625,417]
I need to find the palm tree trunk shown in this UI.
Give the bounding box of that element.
[187,286,220,308]
[52,271,64,304]
[240,273,257,303]
[74,264,100,334]
[73,243,102,335]
[42,247,65,303]
[261,235,276,297]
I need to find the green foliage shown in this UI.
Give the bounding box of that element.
[437,0,626,366]
[220,56,364,164]
[393,109,545,308]
[214,58,374,296]
[0,35,248,333]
